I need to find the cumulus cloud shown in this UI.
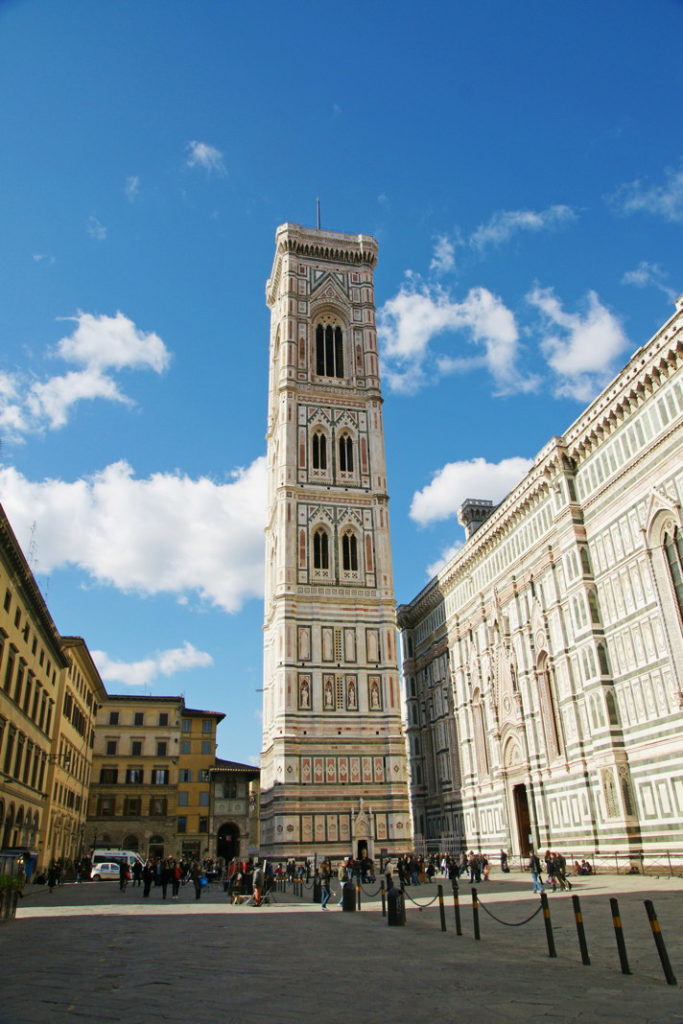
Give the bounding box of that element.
[91,642,213,688]
[470,204,576,251]
[32,253,55,266]
[378,280,536,395]
[612,164,683,223]
[186,140,225,174]
[430,235,456,274]
[0,457,267,613]
[125,175,140,201]
[426,541,463,578]
[410,456,533,526]
[0,312,170,437]
[621,261,677,302]
[86,215,107,240]
[528,287,631,401]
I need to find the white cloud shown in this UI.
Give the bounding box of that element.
[410,456,533,526]
[186,140,225,174]
[91,642,213,688]
[125,175,140,200]
[0,457,267,613]
[426,541,463,578]
[0,312,170,437]
[528,287,630,401]
[32,253,55,266]
[612,164,683,223]
[470,205,576,251]
[86,215,107,240]
[378,281,536,395]
[430,235,455,274]
[621,261,677,302]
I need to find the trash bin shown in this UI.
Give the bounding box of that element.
[387,887,405,926]
[313,878,321,904]
[342,881,356,912]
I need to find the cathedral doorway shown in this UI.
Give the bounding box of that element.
[217,822,240,861]
[513,784,532,856]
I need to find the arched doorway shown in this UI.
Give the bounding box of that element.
[148,835,164,859]
[217,822,240,861]
[513,784,532,856]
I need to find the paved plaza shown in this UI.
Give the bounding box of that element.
[1,871,682,1024]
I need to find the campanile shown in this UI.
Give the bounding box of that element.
[259,223,412,860]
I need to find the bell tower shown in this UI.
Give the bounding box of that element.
[260,222,412,859]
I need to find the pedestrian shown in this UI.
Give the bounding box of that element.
[190,861,204,900]
[529,852,545,893]
[319,860,331,910]
[500,849,509,873]
[252,861,265,905]
[142,859,154,898]
[337,857,349,905]
[119,861,129,891]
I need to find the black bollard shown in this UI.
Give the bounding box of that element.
[451,879,462,935]
[644,900,677,986]
[471,887,480,940]
[540,892,557,958]
[571,894,591,965]
[609,898,631,975]
[438,884,447,932]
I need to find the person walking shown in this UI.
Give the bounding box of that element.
[529,852,545,893]
[320,860,331,910]
[190,861,204,901]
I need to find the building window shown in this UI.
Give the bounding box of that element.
[152,768,169,785]
[315,323,344,378]
[159,713,168,726]
[199,792,209,806]
[223,781,238,799]
[536,653,563,761]
[178,792,189,806]
[342,532,358,572]
[664,526,683,619]
[201,741,211,754]
[181,741,190,754]
[149,797,167,816]
[97,797,115,816]
[156,741,167,756]
[198,816,208,833]
[202,719,212,733]
[124,797,141,815]
[108,711,119,725]
[106,740,117,756]
[179,769,192,782]
[338,434,353,473]
[177,816,187,834]
[313,528,329,570]
[99,768,118,784]
[182,719,191,733]
[312,432,327,470]
[3,589,10,612]
[125,768,143,784]
[131,740,142,756]
[134,712,144,726]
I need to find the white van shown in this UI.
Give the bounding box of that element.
[92,849,144,869]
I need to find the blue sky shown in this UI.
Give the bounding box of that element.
[1,0,681,764]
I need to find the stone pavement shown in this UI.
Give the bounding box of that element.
[1,871,682,1024]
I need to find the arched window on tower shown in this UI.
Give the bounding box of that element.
[316,324,344,378]
[342,531,358,573]
[313,528,329,571]
[663,525,683,620]
[338,434,353,473]
[536,653,563,762]
[312,431,327,470]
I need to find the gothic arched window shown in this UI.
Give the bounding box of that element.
[313,528,329,570]
[312,432,327,470]
[342,532,358,572]
[663,526,683,620]
[536,653,563,761]
[338,434,353,472]
[316,324,344,378]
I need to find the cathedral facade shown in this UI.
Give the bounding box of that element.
[259,224,411,860]
[398,298,683,868]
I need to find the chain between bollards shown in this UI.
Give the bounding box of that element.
[471,886,480,940]
[437,884,447,932]
[609,897,631,975]
[571,894,591,965]
[540,892,557,958]
[644,900,677,985]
